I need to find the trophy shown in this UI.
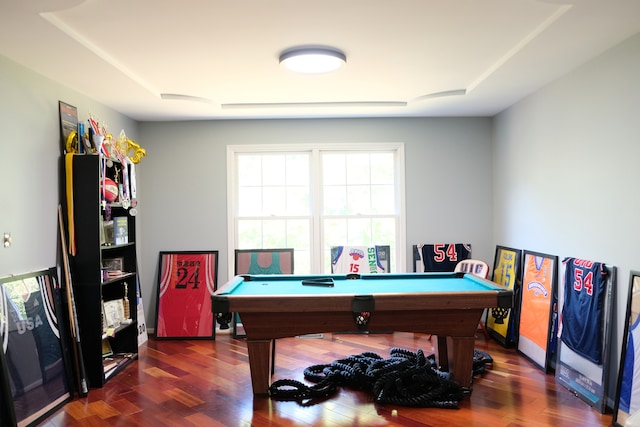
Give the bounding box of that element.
[123,282,130,320]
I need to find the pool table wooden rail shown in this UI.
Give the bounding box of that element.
[213,291,508,312]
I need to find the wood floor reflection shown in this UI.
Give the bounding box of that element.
[40,331,613,427]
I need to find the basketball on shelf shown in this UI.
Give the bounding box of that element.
[101,178,119,202]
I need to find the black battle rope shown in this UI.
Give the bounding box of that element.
[269,347,492,407]
[473,349,493,375]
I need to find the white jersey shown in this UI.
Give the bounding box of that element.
[331,246,386,274]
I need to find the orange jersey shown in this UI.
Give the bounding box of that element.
[520,255,554,350]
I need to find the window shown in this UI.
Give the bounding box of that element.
[227,143,405,274]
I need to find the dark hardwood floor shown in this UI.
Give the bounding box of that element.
[40,331,613,426]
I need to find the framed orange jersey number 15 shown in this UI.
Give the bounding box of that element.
[155,251,219,339]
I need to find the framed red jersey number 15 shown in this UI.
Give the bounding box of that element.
[155,251,219,339]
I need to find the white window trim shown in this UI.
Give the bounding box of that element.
[226,143,406,277]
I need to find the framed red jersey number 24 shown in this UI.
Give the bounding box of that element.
[155,251,219,339]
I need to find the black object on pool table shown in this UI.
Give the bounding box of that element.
[301,277,335,287]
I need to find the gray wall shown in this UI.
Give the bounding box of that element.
[138,117,493,324]
[0,55,138,277]
[493,32,640,402]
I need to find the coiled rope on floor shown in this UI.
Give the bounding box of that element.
[269,347,492,408]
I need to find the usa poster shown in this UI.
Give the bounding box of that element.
[0,268,72,426]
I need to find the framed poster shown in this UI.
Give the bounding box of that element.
[487,245,521,346]
[555,258,615,413]
[0,268,72,427]
[0,343,17,426]
[517,250,558,372]
[234,248,294,277]
[614,271,640,426]
[412,243,471,272]
[135,274,148,347]
[330,245,391,274]
[232,249,294,338]
[102,257,124,272]
[155,251,219,339]
[58,100,79,154]
[103,299,125,328]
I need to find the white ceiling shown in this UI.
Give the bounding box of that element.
[1,0,639,122]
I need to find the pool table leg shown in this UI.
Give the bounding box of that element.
[446,336,475,389]
[431,335,450,373]
[246,339,274,395]
[431,335,475,389]
[271,340,276,375]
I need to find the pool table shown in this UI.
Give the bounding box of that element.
[211,272,512,395]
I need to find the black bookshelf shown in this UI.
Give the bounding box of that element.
[68,154,138,388]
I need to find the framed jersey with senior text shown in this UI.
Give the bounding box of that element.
[332,245,390,274]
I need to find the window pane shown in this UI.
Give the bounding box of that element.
[263,155,286,185]
[347,218,372,244]
[372,218,396,271]
[286,154,310,186]
[238,187,262,216]
[372,218,396,244]
[287,220,310,273]
[262,219,287,247]
[237,220,262,248]
[287,187,310,215]
[370,153,394,184]
[294,249,311,274]
[286,220,310,249]
[323,186,346,215]
[371,185,395,214]
[346,185,371,215]
[238,155,262,186]
[346,153,370,185]
[324,248,333,273]
[322,154,346,185]
[263,187,286,215]
[323,218,347,248]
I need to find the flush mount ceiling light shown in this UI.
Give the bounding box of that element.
[279,46,346,74]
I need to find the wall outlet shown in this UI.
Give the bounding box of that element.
[3,232,12,248]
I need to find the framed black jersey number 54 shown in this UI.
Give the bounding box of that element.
[155,251,219,339]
